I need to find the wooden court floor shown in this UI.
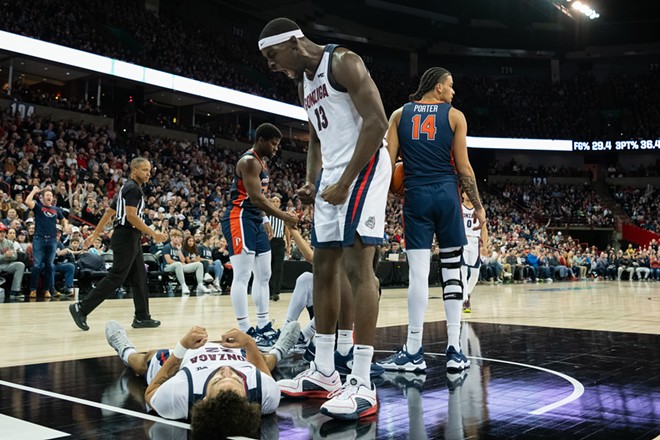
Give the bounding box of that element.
[0,280,658,439]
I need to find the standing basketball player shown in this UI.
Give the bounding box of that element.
[461,191,489,313]
[260,18,390,419]
[221,123,297,350]
[69,157,167,331]
[379,67,486,373]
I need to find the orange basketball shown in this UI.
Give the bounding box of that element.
[389,161,405,195]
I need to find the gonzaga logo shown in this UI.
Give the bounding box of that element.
[42,206,59,218]
[365,216,375,229]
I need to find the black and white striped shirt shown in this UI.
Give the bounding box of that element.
[268,215,285,239]
[111,179,145,229]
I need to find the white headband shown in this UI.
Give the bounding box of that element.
[258,29,304,50]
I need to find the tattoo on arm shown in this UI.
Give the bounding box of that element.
[459,174,483,211]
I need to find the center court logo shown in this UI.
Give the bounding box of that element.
[365,216,375,229]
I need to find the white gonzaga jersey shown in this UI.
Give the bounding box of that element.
[148,343,280,419]
[303,44,363,170]
[462,204,481,253]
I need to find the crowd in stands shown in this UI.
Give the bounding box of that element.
[6,86,102,116]
[3,0,660,140]
[488,160,589,178]
[486,183,614,227]
[612,185,659,232]
[0,105,656,297]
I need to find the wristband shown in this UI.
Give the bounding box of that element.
[262,217,271,224]
[172,342,188,359]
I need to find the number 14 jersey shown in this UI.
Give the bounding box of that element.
[397,101,456,188]
[303,44,363,170]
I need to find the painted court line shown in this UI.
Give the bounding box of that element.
[0,380,191,430]
[0,413,69,439]
[375,350,585,415]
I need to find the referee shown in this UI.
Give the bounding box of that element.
[268,196,290,302]
[69,157,167,331]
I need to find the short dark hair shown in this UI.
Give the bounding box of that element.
[190,391,261,440]
[255,123,282,142]
[259,17,300,41]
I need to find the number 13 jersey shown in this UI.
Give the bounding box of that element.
[303,44,363,170]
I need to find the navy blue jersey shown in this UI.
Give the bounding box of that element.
[222,149,269,223]
[397,101,456,187]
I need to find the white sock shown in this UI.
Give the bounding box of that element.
[406,326,423,354]
[406,250,430,350]
[336,329,353,356]
[352,344,374,385]
[314,333,335,375]
[445,300,462,350]
[229,253,255,331]
[286,272,313,323]
[237,316,251,333]
[268,347,283,362]
[122,348,137,365]
[252,252,272,329]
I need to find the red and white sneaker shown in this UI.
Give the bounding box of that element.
[278,362,342,399]
[320,374,378,420]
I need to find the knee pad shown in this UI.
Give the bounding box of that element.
[439,247,463,301]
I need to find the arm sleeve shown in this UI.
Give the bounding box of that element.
[259,372,281,415]
[149,373,190,420]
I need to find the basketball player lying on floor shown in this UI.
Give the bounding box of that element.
[105,320,301,439]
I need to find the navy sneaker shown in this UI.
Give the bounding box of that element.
[293,333,310,352]
[335,348,385,378]
[376,345,426,372]
[303,341,316,362]
[446,345,470,372]
[256,322,281,352]
[303,344,383,378]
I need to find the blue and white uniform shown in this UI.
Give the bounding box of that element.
[148,342,280,417]
[303,44,390,248]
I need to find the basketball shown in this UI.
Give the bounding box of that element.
[389,161,405,195]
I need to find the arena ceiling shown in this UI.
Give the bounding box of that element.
[211,0,659,56]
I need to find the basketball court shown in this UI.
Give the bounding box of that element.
[0,281,658,439]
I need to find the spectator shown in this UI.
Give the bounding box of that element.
[0,223,26,298]
[54,226,76,297]
[25,186,67,298]
[162,229,210,295]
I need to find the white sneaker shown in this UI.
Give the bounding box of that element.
[181,286,191,295]
[212,282,221,294]
[320,374,378,420]
[203,273,214,283]
[105,321,135,366]
[278,362,342,399]
[270,321,301,360]
[197,284,211,295]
